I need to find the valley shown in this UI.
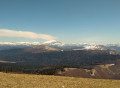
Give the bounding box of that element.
[0,44,120,80]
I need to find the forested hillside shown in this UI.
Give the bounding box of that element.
[0,46,120,79]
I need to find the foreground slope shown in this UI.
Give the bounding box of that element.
[0,72,120,88]
[57,60,120,79]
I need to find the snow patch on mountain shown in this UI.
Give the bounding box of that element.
[43,40,64,46]
[84,45,107,50]
[0,42,15,45]
[0,40,120,51]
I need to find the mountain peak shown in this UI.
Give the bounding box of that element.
[84,45,107,50]
[43,40,63,46]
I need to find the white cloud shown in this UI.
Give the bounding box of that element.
[0,29,55,40]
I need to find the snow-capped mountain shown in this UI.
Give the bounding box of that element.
[0,40,120,51]
[72,45,107,50]
[43,40,63,46]
[0,42,41,50]
[83,45,107,50]
[0,42,16,45]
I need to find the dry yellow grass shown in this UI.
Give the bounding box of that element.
[0,72,120,88]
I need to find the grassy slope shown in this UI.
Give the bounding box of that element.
[0,72,120,88]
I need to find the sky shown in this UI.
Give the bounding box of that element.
[0,0,120,44]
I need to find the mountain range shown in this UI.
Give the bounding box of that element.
[0,40,120,51]
[0,42,120,79]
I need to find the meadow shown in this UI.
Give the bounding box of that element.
[0,72,120,88]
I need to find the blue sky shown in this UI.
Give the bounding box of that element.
[0,0,120,44]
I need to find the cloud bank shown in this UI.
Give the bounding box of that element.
[0,29,55,40]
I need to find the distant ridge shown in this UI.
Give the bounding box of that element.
[0,40,120,51]
[43,40,63,46]
[24,45,60,53]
